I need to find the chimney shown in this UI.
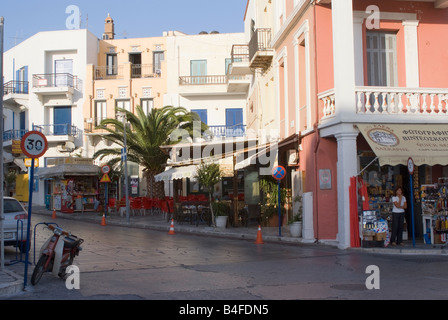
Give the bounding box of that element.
[102,13,115,40]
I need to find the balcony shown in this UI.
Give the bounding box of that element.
[227,75,251,93]
[319,86,448,123]
[84,117,115,135]
[249,28,274,71]
[3,129,28,153]
[95,66,124,80]
[32,73,80,100]
[205,125,246,139]
[178,75,229,96]
[131,64,161,78]
[3,80,29,109]
[228,45,251,76]
[32,124,79,143]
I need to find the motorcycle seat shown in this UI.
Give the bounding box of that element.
[63,236,82,248]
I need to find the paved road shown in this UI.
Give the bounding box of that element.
[4,215,448,304]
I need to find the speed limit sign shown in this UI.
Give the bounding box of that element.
[20,131,48,158]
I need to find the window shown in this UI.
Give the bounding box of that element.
[153,51,164,74]
[95,101,107,126]
[115,100,131,114]
[191,109,207,125]
[225,108,244,137]
[107,54,117,76]
[366,31,398,86]
[140,98,153,116]
[15,66,28,93]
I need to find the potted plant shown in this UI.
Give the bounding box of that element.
[194,162,222,227]
[288,195,303,237]
[212,201,230,228]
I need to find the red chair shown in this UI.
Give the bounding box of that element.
[130,197,142,216]
[141,197,152,216]
[160,200,170,220]
[108,198,117,214]
[179,196,187,202]
[152,198,161,215]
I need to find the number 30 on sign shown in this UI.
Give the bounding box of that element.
[20,131,48,159]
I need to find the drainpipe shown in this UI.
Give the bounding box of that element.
[312,0,320,242]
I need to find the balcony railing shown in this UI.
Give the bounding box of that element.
[3,81,29,95]
[33,124,79,137]
[179,75,228,85]
[131,64,161,78]
[3,129,28,142]
[32,73,80,90]
[319,87,448,120]
[95,66,124,80]
[249,28,272,62]
[206,125,246,138]
[231,45,250,64]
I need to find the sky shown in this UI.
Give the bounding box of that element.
[1,0,248,50]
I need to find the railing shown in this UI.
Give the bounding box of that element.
[206,125,246,138]
[32,73,79,90]
[179,75,228,85]
[231,45,250,64]
[131,64,161,78]
[3,81,29,95]
[3,129,28,142]
[319,87,448,120]
[33,124,79,137]
[249,28,272,62]
[95,66,124,80]
[84,118,115,133]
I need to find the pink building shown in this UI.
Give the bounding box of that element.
[235,0,448,248]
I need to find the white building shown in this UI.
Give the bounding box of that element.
[164,31,249,140]
[3,29,98,206]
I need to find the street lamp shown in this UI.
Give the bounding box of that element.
[117,111,130,223]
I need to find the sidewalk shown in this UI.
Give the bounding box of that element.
[1,205,447,297]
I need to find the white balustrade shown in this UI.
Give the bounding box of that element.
[319,87,448,120]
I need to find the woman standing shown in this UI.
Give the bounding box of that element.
[390,187,407,246]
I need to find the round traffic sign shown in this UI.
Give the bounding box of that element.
[272,165,286,181]
[101,165,111,174]
[20,131,48,159]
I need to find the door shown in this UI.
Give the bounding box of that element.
[153,51,164,75]
[53,106,72,135]
[129,53,142,78]
[225,108,244,137]
[55,59,73,87]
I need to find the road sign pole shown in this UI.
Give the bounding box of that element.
[278,180,281,237]
[23,158,34,290]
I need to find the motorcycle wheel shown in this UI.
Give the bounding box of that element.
[31,254,49,285]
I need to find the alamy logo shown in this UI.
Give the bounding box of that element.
[66,5,81,30]
[365,265,380,290]
[65,265,80,290]
[366,5,380,30]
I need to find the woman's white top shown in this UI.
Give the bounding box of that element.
[392,196,406,213]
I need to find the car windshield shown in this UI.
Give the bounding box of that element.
[4,199,24,213]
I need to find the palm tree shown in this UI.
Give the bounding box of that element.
[93,105,206,198]
[194,162,222,226]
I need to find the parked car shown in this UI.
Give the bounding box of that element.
[2,197,29,252]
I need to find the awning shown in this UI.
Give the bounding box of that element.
[357,123,448,166]
[154,165,198,182]
[36,164,100,179]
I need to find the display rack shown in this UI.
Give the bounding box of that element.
[421,179,448,245]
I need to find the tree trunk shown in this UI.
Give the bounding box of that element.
[209,193,216,227]
[145,170,165,199]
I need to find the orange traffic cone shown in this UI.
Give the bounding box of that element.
[101,213,107,226]
[255,225,264,244]
[168,219,175,235]
[52,209,57,219]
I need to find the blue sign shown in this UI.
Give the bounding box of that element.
[272,165,286,181]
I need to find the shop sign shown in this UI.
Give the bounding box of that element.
[357,123,448,166]
[24,158,39,167]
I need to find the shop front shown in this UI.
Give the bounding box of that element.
[356,124,448,247]
[36,158,100,213]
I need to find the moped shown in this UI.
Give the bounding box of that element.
[31,223,84,285]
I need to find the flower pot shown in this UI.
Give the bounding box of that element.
[289,221,302,237]
[215,216,228,228]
